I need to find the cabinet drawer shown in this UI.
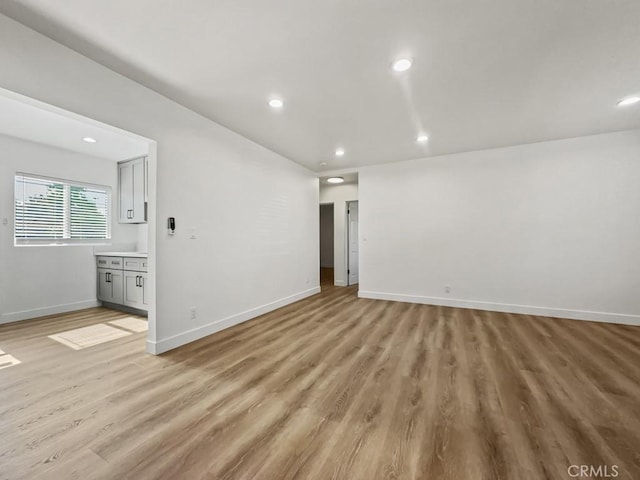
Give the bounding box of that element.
[123,257,147,272]
[96,256,110,268]
[108,257,124,269]
[97,256,124,269]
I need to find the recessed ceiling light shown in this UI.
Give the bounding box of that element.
[392,58,413,72]
[335,148,345,157]
[268,98,284,109]
[617,96,640,107]
[416,134,429,143]
[82,137,97,143]
[319,162,327,167]
[327,177,344,184]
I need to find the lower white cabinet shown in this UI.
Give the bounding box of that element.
[96,255,148,312]
[97,268,124,304]
[123,271,148,310]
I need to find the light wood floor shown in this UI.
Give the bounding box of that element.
[1,286,639,480]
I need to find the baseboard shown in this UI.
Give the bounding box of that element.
[100,302,148,317]
[0,299,101,324]
[334,280,347,286]
[147,286,321,355]
[358,291,640,326]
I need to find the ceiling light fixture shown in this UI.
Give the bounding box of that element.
[416,134,429,143]
[82,137,97,143]
[327,177,344,184]
[268,98,284,109]
[392,58,413,72]
[335,148,345,157]
[616,96,640,107]
[319,162,327,167]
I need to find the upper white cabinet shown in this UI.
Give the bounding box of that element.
[118,156,147,223]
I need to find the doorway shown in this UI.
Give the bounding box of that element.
[319,174,358,288]
[347,201,359,285]
[0,87,157,353]
[319,203,334,286]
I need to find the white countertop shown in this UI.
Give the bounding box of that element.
[95,251,148,258]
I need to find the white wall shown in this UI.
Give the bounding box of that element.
[319,183,358,286]
[0,14,319,352]
[359,130,640,325]
[0,134,139,323]
[319,204,334,268]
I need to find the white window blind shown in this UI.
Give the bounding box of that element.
[15,174,111,245]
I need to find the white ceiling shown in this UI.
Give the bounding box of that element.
[1,0,639,171]
[0,92,149,161]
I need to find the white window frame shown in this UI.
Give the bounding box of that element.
[14,172,112,246]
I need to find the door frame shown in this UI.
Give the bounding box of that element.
[0,87,158,353]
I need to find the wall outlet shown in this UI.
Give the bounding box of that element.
[444,285,451,294]
[189,307,197,320]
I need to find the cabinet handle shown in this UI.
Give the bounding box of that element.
[136,275,140,287]
[106,272,111,283]
[139,276,143,288]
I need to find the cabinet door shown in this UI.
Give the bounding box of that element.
[110,270,124,305]
[118,161,134,223]
[140,273,149,309]
[131,158,146,223]
[123,271,142,308]
[144,157,149,202]
[97,269,111,302]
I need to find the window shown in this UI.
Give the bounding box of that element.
[14,173,111,245]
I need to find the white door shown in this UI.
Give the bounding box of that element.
[347,201,359,285]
